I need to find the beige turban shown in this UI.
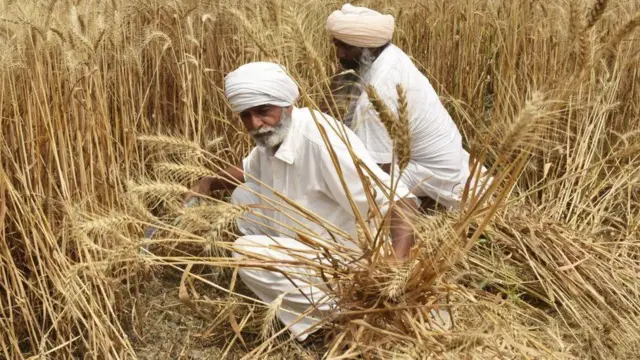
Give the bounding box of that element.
[326,4,395,48]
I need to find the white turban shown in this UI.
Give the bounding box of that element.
[224,62,299,113]
[326,4,395,48]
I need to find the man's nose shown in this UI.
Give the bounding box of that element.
[249,113,263,130]
[336,46,348,59]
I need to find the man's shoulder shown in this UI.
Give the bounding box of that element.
[245,144,265,159]
[385,44,417,67]
[293,107,357,150]
[370,44,422,87]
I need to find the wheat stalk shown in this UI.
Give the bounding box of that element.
[568,0,582,44]
[382,262,413,300]
[4,1,640,358]
[68,5,92,51]
[203,204,247,254]
[140,29,172,51]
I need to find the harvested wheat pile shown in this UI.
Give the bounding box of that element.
[1,0,639,359]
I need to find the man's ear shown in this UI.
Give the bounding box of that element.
[285,105,293,115]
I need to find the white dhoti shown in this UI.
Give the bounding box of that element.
[229,183,453,341]
[230,184,335,341]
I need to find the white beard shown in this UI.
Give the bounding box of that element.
[358,48,376,83]
[249,109,292,149]
[341,48,376,128]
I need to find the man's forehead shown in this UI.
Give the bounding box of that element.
[239,104,271,114]
[253,104,271,109]
[332,38,353,47]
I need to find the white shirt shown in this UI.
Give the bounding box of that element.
[350,44,472,209]
[242,107,415,248]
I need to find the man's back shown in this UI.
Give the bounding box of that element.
[350,44,471,208]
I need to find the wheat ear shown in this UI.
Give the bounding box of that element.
[153,163,217,184]
[498,91,549,158]
[606,10,640,54]
[204,205,247,254]
[137,135,204,157]
[395,85,412,171]
[260,293,286,341]
[365,84,397,137]
[585,0,609,30]
[569,0,589,70]
[366,84,412,171]
[80,215,136,234]
[382,263,413,300]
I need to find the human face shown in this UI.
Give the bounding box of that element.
[332,38,364,70]
[239,104,292,149]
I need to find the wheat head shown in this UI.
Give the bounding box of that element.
[395,84,412,171]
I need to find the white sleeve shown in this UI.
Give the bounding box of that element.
[241,148,261,184]
[353,81,398,165]
[318,134,415,218]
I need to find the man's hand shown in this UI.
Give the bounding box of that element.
[183,164,246,204]
[183,177,213,203]
[389,198,419,261]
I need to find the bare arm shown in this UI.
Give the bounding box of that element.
[389,198,419,260]
[206,164,245,193]
[185,163,244,201]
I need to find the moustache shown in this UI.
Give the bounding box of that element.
[339,58,359,71]
[249,126,276,136]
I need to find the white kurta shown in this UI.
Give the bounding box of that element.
[350,44,478,210]
[231,107,416,341]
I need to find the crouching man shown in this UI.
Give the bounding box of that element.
[185,61,418,341]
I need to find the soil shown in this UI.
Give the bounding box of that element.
[130,267,321,360]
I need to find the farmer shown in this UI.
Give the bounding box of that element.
[326,3,484,211]
[185,61,419,341]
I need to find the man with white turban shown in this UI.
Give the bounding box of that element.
[326,4,488,211]
[186,61,423,341]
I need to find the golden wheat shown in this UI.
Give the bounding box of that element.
[153,163,217,184]
[365,84,413,172]
[365,84,397,136]
[568,0,590,71]
[606,10,640,54]
[497,91,551,158]
[260,293,286,341]
[137,135,204,157]
[586,0,609,29]
[395,84,412,171]
[3,0,640,359]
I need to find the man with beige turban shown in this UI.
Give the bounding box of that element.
[327,4,487,211]
[185,61,424,341]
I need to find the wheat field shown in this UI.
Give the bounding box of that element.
[1,0,639,358]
